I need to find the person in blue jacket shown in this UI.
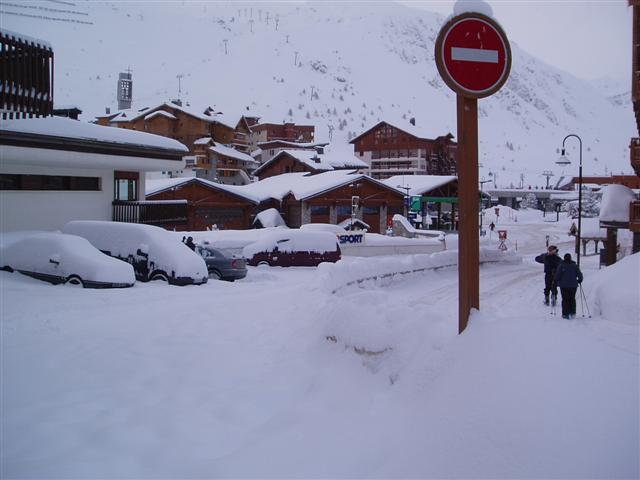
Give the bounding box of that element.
[535,245,561,305]
[554,253,584,319]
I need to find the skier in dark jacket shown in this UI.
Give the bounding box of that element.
[554,253,584,319]
[185,236,196,251]
[535,245,561,305]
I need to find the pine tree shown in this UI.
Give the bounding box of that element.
[520,192,538,210]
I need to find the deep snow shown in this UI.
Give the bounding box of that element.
[1,211,638,478]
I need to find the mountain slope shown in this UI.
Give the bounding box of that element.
[3,1,635,186]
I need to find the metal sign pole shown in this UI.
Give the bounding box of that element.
[457,95,479,334]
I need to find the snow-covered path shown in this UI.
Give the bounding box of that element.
[2,213,638,478]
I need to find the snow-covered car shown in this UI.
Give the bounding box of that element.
[242,230,341,267]
[0,232,135,288]
[196,244,247,281]
[62,221,208,286]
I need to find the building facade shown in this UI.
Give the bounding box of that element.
[350,121,458,180]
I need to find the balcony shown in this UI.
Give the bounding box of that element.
[630,200,640,233]
[112,200,188,226]
[631,138,640,176]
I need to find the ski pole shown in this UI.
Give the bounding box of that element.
[579,283,592,318]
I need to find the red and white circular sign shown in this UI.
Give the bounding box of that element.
[435,13,511,98]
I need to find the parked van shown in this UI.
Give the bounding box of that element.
[62,221,208,285]
[242,230,341,267]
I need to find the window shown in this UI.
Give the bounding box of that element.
[337,205,352,216]
[114,171,138,200]
[363,205,378,215]
[310,205,329,216]
[0,174,100,191]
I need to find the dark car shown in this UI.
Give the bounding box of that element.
[197,245,247,281]
[242,230,341,267]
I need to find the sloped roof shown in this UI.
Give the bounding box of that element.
[210,142,258,164]
[145,177,260,203]
[254,149,367,176]
[108,102,239,130]
[382,175,457,196]
[144,110,177,121]
[240,170,403,202]
[349,120,455,144]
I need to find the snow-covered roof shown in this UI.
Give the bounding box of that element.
[599,184,636,224]
[250,148,263,158]
[194,137,213,145]
[257,140,327,149]
[1,116,188,152]
[108,102,240,130]
[382,175,457,196]
[210,143,258,164]
[351,120,455,144]
[253,208,288,228]
[240,170,402,202]
[0,28,52,49]
[256,149,367,175]
[144,110,177,122]
[145,177,260,203]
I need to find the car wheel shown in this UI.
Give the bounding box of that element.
[150,271,169,282]
[65,275,84,288]
[208,269,222,280]
[257,261,270,267]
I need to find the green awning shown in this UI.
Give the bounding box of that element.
[424,196,458,203]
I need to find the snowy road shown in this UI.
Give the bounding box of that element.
[1,212,638,478]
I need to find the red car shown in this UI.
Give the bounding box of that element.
[242,230,341,267]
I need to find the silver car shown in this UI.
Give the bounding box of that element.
[197,246,247,281]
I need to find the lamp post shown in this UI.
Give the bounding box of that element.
[397,184,411,216]
[479,179,491,236]
[556,134,582,268]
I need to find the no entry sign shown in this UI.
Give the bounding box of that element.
[435,12,511,98]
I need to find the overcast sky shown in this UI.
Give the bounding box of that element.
[402,0,632,84]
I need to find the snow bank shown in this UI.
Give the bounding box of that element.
[317,248,520,294]
[599,184,635,223]
[590,253,640,324]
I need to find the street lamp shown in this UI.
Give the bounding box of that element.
[556,134,582,268]
[479,179,491,236]
[397,184,411,214]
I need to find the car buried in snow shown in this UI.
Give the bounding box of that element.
[242,230,341,267]
[0,232,135,288]
[62,221,208,286]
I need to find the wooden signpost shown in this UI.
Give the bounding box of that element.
[435,11,511,334]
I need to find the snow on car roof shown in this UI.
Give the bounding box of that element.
[1,116,188,152]
[382,175,457,196]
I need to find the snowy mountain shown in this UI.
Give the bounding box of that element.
[3,1,636,186]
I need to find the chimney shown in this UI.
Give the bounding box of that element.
[105,107,111,114]
[171,99,183,107]
[410,117,416,126]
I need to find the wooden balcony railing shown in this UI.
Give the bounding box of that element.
[631,138,640,176]
[630,200,640,233]
[112,200,188,226]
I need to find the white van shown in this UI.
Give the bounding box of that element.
[63,221,208,286]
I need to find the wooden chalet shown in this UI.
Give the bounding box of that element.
[249,121,315,149]
[145,177,259,231]
[192,138,259,185]
[254,149,367,180]
[242,171,405,234]
[627,1,640,253]
[350,120,458,180]
[96,102,255,156]
[256,139,329,164]
[1,29,54,119]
